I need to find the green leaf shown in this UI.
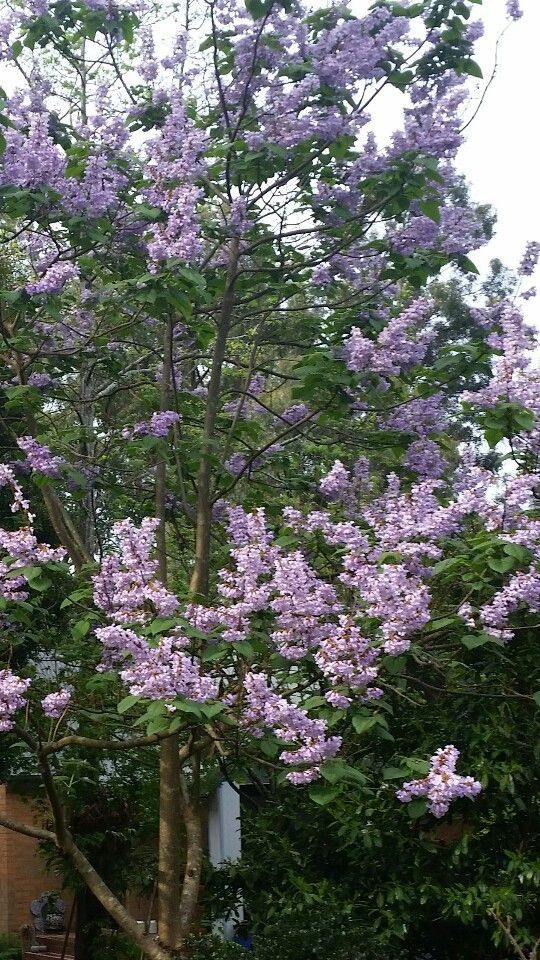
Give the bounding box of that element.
[145,617,179,636]
[71,620,90,641]
[425,616,457,632]
[457,255,480,275]
[309,784,340,806]
[513,408,535,432]
[382,766,409,780]
[275,534,298,547]
[201,644,229,662]
[233,640,255,660]
[320,759,366,785]
[503,543,532,563]
[173,699,203,719]
[245,0,272,17]
[463,60,483,79]
[146,716,170,735]
[461,633,493,649]
[420,199,441,224]
[532,691,540,708]
[200,702,224,720]
[117,694,140,715]
[405,759,430,776]
[431,557,463,575]
[352,715,378,735]
[487,556,516,574]
[407,798,428,820]
[302,696,327,710]
[29,575,52,592]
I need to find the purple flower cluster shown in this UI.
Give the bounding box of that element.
[0,465,65,602]
[319,460,351,501]
[25,262,79,296]
[344,299,434,379]
[518,241,540,276]
[27,372,53,389]
[41,688,72,718]
[0,669,31,731]
[243,671,341,784]
[462,302,540,455]
[281,403,310,425]
[383,394,448,437]
[94,520,217,705]
[396,745,482,818]
[506,0,523,20]
[403,439,448,479]
[119,634,219,703]
[17,437,64,477]
[145,96,207,268]
[122,410,181,439]
[480,566,540,641]
[93,518,179,624]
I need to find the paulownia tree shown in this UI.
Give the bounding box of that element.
[0,0,537,957]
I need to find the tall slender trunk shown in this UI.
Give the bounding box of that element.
[79,362,96,555]
[155,316,184,952]
[189,239,240,596]
[178,760,203,941]
[158,736,183,951]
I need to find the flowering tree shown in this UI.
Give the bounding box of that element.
[0,0,537,957]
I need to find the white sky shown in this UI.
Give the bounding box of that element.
[459,0,540,278]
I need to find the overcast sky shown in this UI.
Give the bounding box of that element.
[459,0,540,277]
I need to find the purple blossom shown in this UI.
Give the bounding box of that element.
[0,111,65,191]
[506,0,523,19]
[145,95,207,268]
[27,372,53,388]
[403,439,448,479]
[93,518,179,625]
[16,437,62,476]
[17,437,64,477]
[397,745,481,818]
[319,460,352,501]
[25,262,79,295]
[480,566,540,640]
[123,410,181,439]
[41,688,72,718]
[518,241,540,276]
[0,669,31,731]
[344,299,434,378]
[281,403,310,425]
[243,671,341,784]
[119,633,218,703]
[382,393,447,438]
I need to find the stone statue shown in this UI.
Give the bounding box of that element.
[30,892,65,933]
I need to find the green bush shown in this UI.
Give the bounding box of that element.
[187,935,246,959]
[0,933,20,960]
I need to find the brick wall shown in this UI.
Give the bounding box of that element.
[0,784,73,933]
[0,784,212,937]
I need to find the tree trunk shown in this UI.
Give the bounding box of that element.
[158,735,183,952]
[155,316,184,952]
[189,239,239,596]
[178,763,203,942]
[78,362,97,556]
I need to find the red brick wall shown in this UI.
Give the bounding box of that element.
[0,785,73,933]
